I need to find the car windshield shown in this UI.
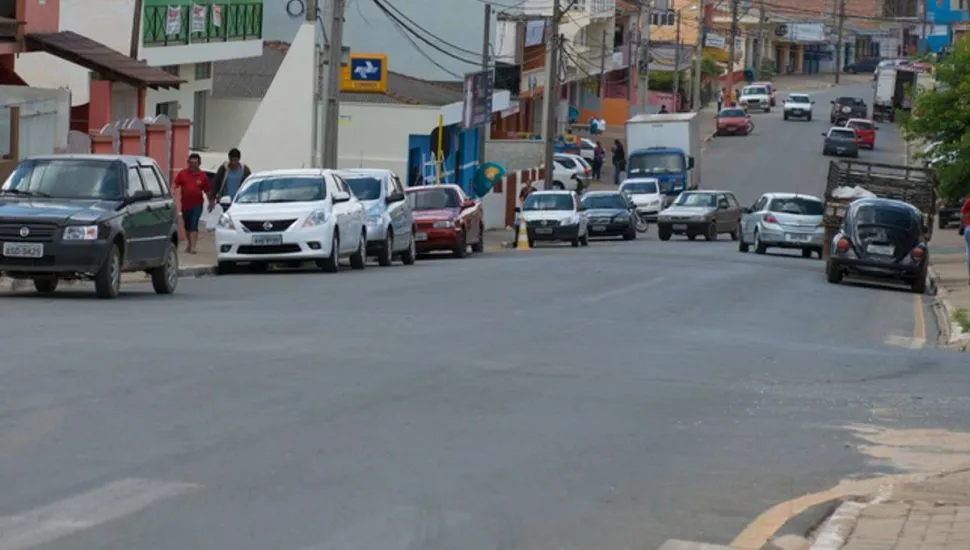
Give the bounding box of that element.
[234,176,325,203]
[837,97,864,105]
[744,86,767,95]
[848,120,873,130]
[343,176,383,200]
[830,129,856,139]
[522,193,574,211]
[789,95,810,103]
[555,157,577,169]
[621,181,658,194]
[582,194,628,210]
[768,197,823,215]
[406,188,460,210]
[719,108,746,117]
[674,192,716,207]
[855,205,917,230]
[2,159,124,200]
[628,152,684,175]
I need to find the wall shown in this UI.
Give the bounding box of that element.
[0,86,70,158]
[205,96,259,152]
[146,64,213,147]
[338,102,440,176]
[485,139,542,171]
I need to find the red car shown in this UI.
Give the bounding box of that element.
[405,184,485,257]
[845,118,877,149]
[716,107,751,136]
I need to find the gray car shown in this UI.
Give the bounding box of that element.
[580,190,638,240]
[656,190,742,241]
[337,169,415,266]
[822,127,859,157]
[738,193,825,258]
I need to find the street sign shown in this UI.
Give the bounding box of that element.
[462,69,494,129]
[340,53,388,93]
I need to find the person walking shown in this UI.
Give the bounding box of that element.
[173,153,213,255]
[212,148,252,203]
[716,88,725,112]
[592,141,605,180]
[611,139,626,186]
[962,196,970,284]
[513,181,536,245]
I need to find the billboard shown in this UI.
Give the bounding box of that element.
[462,69,494,128]
[340,53,388,93]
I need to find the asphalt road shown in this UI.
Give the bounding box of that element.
[3,83,970,550]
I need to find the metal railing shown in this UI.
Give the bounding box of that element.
[143,1,263,47]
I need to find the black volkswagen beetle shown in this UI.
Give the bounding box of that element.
[826,197,929,293]
[580,190,638,240]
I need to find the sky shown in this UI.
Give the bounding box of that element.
[262,0,497,81]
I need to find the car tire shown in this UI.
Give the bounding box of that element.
[317,233,340,273]
[784,113,789,120]
[738,236,749,252]
[350,231,367,270]
[33,278,58,293]
[471,223,485,253]
[729,225,739,241]
[528,237,535,248]
[623,225,636,240]
[453,229,469,258]
[807,114,812,121]
[150,241,178,295]
[801,248,813,259]
[580,230,589,246]
[401,233,417,265]
[765,108,771,113]
[553,181,565,190]
[826,260,843,284]
[94,244,122,299]
[939,217,947,230]
[378,231,394,266]
[658,227,672,241]
[571,234,580,247]
[705,221,717,241]
[754,230,767,254]
[216,261,235,275]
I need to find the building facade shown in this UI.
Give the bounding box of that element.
[923,0,969,53]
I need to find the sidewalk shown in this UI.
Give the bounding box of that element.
[929,228,970,351]
[768,72,872,92]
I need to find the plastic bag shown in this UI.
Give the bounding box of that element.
[201,196,222,232]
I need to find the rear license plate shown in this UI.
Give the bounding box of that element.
[785,233,810,242]
[592,225,606,232]
[251,234,283,246]
[728,127,737,132]
[535,228,553,234]
[2,242,43,258]
[672,224,687,231]
[867,244,894,255]
[414,232,427,241]
[837,148,846,153]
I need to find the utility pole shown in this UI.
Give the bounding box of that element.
[542,0,561,190]
[672,10,682,99]
[479,3,491,165]
[834,0,845,84]
[627,2,643,116]
[637,0,653,113]
[919,0,927,54]
[323,0,346,168]
[692,0,705,111]
[726,0,739,104]
[598,28,608,97]
[755,0,765,80]
[309,0,323,168]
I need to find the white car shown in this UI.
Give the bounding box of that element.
[555,153,592,180]
[215,168,367,274]
[738,192,825,258]
[577,137,597,161]
[739,84,772,113]
[517,190,590,247]
[547,158,583,191]
[619,177,665,221]
[337,168,416,266]
[783,93,814,121]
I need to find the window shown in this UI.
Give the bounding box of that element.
[726,193,740,208]
[521,193,574,211]
[161,65,180,76]
[407,187,461,210]
[752,196,767,212]
[194,62,212,80]
[126,167,145,197]
[138,166,165,197]
[333,176,350,194]
[155,101,178,118]
[581,193,628,210]
[192,90,207,148]
[235,177,326,204]
[390,176,404,195]
[768,197,823,215]
[343,176,382,200]
[3,159,125,200]
[674,192,717,207]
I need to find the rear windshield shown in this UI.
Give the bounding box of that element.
[855,205,917,229]
[719,108,746,117]
[837,97,865,105]
[768,197,823,215]
[830,129,856,139]
[848,120,873,130]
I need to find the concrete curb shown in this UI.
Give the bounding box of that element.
[179,265,217,278]
[927,266,970,351]
[760,498,843,550]
[808,499,869,550]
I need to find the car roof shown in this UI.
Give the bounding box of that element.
[683,189,728,194]
[829,126,855,131]
[24,154,156,165]
[582,190,622,196]
[249,168,334,178]
[620,177,660,184]
[406,184,461,192]
[336,168,393,177]
[763,192,822,201]
[845,118,873,124]
[849,197,920,213]
[530,190,573,196]
[788,93,811,97]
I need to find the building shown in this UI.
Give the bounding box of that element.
[922,0,969,53]
[13,0,264,148]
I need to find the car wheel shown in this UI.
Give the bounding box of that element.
[783,113,789,120]
[729,225,739,241]
[248,262,268,273]
[754,230,767,254]
[580,230,589,246]
[807,114,812,121]
[216,261,235,275]
[378,231,394,266]
[553,181,565,190]
[801,248,813,259]
[316,233,340,273]
[471,223,485,253]
[401,232,417,265]
[151,241,178,294]
[826,260,843,284]
[912,265,928,294]
[765,108,771,113]
[658,227,672,241]
[453,229,468,258]
[622,225,636,240]
[939,217,947,230]
[33,278,58,293]
[738,235,749,252]
[571,233,580,247]
[94,244,122,299]
[528,237,535,248]
[705,221,717,241]
[350,231,367,270]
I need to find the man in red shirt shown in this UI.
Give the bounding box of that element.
[173,153,213,254]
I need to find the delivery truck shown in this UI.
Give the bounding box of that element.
[624,113,701,199]
[872,66,917,122]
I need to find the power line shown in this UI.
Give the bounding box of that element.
[371,0,483,66]
[378,0,483,56]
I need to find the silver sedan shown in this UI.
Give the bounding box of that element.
[738,193,825,258]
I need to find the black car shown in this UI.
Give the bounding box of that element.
[580,191,637,240]
[937,197,965,229]
[830,97,868,124]
[843,58,881,74]
[826,197,929,293]
[0,154,180,298]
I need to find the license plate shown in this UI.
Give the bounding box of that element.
[793,110,802,114]
[414,232,427,241]
[592,225,606,232]
[728,127,737,132]
[2,242,43,258]
[867,244,895,255]
[251,234,283,246]
[837,148,846,153]
[672,224,687,231]
[535,228,553,234]
[785,233,811,242]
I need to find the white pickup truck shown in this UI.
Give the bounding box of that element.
[782,93,814,121]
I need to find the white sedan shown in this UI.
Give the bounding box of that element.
[215,168,367,274]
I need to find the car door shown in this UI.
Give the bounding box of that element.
[743,195,767,240]
[122,166,151,266]
[329,175,353,254]
[725,193,742,231]
[574,193,588,234]
[137,163,175,260]
[386,174,409,251]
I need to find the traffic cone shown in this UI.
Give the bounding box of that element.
[515,218,530,250]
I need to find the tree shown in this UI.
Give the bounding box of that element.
[901,35,970,200]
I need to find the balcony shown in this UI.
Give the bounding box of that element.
[140,0,263,65]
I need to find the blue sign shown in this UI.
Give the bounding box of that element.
[350,57,383,81]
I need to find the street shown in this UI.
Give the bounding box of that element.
[3,83,970,550]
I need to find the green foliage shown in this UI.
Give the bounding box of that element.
[953,308,970,332]
[758,58,776,77]
[702,56,719,77]
[646,71,687,92]
[902,36,970,200]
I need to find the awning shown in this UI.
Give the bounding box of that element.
[25,31,184,90]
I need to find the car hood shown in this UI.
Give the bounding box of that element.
[586,208,629,218]
[662,205,714,216]
[0,197,116,223]
[520,209,576,222]
[413,208,459,221]
[227,202,322,220]
[784,103,811,108]
[628,193,663,205]
[741,94,769,100]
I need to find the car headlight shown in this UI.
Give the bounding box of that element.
[62,225,99,240]
[692,216,707,221]
[302,210,329,228]
[433,220,457,229]
[614,213,631,222]
[217,214,236,230]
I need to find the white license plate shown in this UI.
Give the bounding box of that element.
[836,148,846,153]
[414,232,427,241]
[727,127,737,132]
[672,224,687,231]
[251,234,283,246]
[2,242,43,258]
[785,233,811,242]
[535,228,553,234]
[867,244,895,255]
[592,225,606,232]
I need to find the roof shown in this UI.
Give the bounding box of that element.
[582,190,623,195]
[26,154,156,164]
[764,192,822,200]
[627,113,696,123]
[212,42,464,106]
[248,168,331,178]
[24,31,183,89]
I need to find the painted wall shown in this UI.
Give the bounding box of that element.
[485,139,543,172]
[406,128,479,196]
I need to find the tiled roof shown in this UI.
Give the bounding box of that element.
[212,41,464,106]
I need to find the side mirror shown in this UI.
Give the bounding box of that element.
[811,100,816,104]
[332,191,351,203]
[874,126,880,130]
[460,198,476,209]
[128,189,152,203]
[687,156,695,169]
[830,100,835,104]
[741,207,751,214]
[577,205,586,212]
[514,206,521,213]
[386,191,404,204]
[821,132,828,137]
[218,195,232,207]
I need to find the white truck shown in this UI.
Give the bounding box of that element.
[624,113,701,200]
[872,66,917,122]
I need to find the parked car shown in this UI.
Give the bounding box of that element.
[826,197,929,293]
[822,127,860,157]
[405,184,485,257]
[656,190,742,241]
[577,137,598,161]
[716,107,752,136]
[547,158,584,191]
[844,118,877,149]
[830,96,867,124]
[783,93,814,121]
[337,168,416,266]
[739,84,772,112]
[554,153,592,182]
[0,154,179,298]
[738,193,825,258]
[516,190,590,247]
[580,190,638,240]
[937,197,964,229]
[619,177,665,221]
[844,58,882,73]
[752,81,777,106]
[215,168,366,274]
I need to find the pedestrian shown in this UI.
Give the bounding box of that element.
[659,105,669,114]
[513,181,536,244]
[588,116,598,135]
[173,153,213,255]
[611,139,626,186]
[592,141,605,180]
[716,88,725,111]
[962,195,970,284]
[212,148,252,203]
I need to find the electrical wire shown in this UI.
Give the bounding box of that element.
[371,0,484,66]
[378,0,483,56]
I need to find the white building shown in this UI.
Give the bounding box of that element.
[15,0,264,148]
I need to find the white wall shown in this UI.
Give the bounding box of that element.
[495,21,518,64]
[205,97,260,153]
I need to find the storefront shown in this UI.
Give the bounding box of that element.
[773,22,829,74]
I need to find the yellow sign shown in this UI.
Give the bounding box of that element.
[340,53,388,93]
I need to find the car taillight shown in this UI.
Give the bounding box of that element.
[911,246,925,260]
[763,214,778,224]
[836,238,850,252]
